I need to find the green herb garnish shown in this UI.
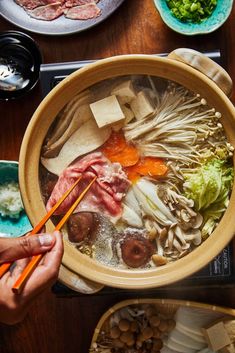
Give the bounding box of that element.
[166,0,217,23]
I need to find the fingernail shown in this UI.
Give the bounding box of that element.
[38,234,54,246]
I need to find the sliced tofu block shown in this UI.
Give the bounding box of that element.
[122,105,135,123]
[112,105,135,131]
[90,95,125,128]
[111,80,136,104]
[130,91,154,120]
[202,322,231,351]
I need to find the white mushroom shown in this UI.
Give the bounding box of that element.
[167,228,174,250]
[156,236,164,257]
[152,254,168,266]
[145,219,157,240]
[179,249,189,258]
[174,226,190,250]
[159,227,168,241]
[180,209,191,223]
[184,229,202,246]
[192,213,203,229]
[183,204,197,216]
[173,238,183,253]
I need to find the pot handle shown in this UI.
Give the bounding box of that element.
[167,48,233,97]
[59,264,104,294]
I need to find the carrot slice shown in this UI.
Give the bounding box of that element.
[126,156,168,182]
[101,132,140,167]
[101,132,127,156]
[124,169,140,183]
[108,145,140,167]
[132,157,168,176]
[101,133,167,176]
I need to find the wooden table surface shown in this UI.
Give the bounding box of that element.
[0,1,235,352]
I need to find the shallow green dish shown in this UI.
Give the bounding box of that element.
[0,160,32,238]
[153,0,234,35]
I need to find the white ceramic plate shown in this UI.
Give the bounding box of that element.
[0,0,125,36]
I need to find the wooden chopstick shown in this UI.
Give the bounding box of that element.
[0,176,82,279]
[12,175,97,294]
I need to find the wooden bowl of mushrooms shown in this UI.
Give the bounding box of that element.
[19,49,235,289]
[90,298,235,352]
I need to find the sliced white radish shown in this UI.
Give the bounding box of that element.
[165,338,197,353]
[160,346,181,353]
[168,329,206,350]
[175,307,223,336]
[176,322,205,342]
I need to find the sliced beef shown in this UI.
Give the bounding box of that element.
[65,0,98,7]
[93,163,131,202]
[14,0,101,21]
[64,2,101,20]
[14,0,63,10]
[46,152,130,218]
[27,2,65,20]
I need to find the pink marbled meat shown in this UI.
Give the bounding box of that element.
[46,152,130,218]
[65,0,98,7]
[14,0,102,21]
[64,2,101,20]
[14,0,64,10]
[27,2,65,20]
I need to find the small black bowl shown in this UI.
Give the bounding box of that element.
[0,31,42,100]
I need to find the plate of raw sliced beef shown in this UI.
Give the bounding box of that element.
[0,0,125,35]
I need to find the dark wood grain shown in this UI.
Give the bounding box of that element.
[0,1,235,352]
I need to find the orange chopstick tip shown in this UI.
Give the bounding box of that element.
[0,262,11,278]
[0,176,83,281]
[11,175,97,294]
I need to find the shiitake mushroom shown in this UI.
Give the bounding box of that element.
[67,212,99,244]
[120,230,155,268]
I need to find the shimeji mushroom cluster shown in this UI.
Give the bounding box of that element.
[90,304,176,353]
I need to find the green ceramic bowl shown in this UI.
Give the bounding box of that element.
[0,160,32,238]
[153,0,234,35]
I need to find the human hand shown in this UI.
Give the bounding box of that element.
[0,231,63,324]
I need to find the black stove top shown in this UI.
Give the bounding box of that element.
[39,52,235,296]
[40,51,221,97]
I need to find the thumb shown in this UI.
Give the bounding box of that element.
[0,233,56,263]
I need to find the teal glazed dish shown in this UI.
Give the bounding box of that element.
[0,161,32,238]
[153,0,234,35]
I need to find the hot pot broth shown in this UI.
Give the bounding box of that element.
[39,74,234,270]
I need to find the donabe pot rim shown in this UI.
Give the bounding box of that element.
[19,54,235,289]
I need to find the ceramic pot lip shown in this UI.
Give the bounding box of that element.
[19,54,235,289]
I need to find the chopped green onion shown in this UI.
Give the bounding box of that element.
[166,0,217,23]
